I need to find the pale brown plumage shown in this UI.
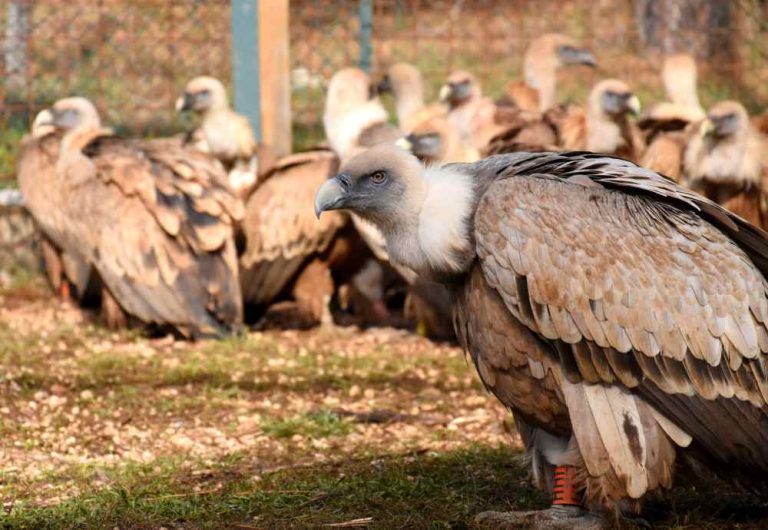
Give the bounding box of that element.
[237,67,393,325]
[560,79,645,162]
[239,149,364,324]
[378,63,448,132]
[639,54,705,182]
[317,145,768,520]
[443,71,559,157]
[177,76,274,198]
[506,33,597,112]
[18,97,243,337]
[684,101,768,229]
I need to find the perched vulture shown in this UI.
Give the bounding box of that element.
[639,54,706,182]
[506,33,597,112]
[377,62,447,132]
[559,79,645,162]
[684,101,768,229]
[317,145,768,524]
[18,97,243,337]
[238,67,396,325]
[239,149,371,325]
[323,67,402,162]
[20,110,95,303]
[441,71,557,155]
[377,63,476,164]
[323,67,454,337]
[177,76,275,198]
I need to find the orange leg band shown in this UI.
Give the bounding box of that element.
[552,466,580,506]
[59,281,71,301]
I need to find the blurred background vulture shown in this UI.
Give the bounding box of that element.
[684,100,768,229]
[316,145,768,525]
[559,78,645,161]
[18,97,243,338]
[639,54,706,182]
[505,33,597,112]
[177,76,275,198]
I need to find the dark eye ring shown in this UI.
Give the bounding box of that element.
[370,171,387,184]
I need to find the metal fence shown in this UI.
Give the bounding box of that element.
[2,0,767,184]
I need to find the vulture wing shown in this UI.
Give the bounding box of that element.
[27,131,243,337]
[239,150,347,305]
[471,151,768,494]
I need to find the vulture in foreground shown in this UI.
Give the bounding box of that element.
[176,76,274,198]
[18,97,243,337]
[639,54,706,182]
[560,79,645,162]
[316,145,768,525]
[506,33,597,112]
[323,67,454,338]
[684,100,768,229]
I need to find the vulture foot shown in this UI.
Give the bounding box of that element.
[101,287,128,330]
[474,506,608,529]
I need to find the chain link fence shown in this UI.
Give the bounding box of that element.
[2,0,767,185]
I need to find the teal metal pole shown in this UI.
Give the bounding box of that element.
[231,0,261,141]
[358,0,373,73]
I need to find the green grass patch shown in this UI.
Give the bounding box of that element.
[261,410,352,440]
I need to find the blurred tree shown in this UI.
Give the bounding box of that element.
[4,0,30,94]
[634,0,735,71]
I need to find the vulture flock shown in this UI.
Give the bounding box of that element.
[15,32,768,525]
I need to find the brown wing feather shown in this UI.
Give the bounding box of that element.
[472,153,768,476]
[239,150,346,306]
[21,131,243,337]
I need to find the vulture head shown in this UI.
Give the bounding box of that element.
[176,76,229,114]
[700,101,749,141]
[590,79,640,119]
[46,97,102,131]
[523,33,596,111]
[315,144,474,276]
[439,71,481,109]
[525,33,597,74]
[323,67,390,158]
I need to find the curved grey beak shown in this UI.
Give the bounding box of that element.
[314,177,346,219]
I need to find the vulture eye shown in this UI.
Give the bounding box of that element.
[370,171,387,184]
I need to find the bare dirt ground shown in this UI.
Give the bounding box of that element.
[2,279,768,529]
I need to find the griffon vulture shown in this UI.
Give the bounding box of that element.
[323,67,454,337]
[639,54,706,182]
[441,71,559,155]
[239,148,373,325]
[316,144,768,524]
[560,79,645,161]
[238,67,395,325]
[376,62,448,132]
[19,110,95,303]
[176,76,275,197]
[18,97,243,337]
[505,33,597,112]
[377,63,477,164]
[684,101,768,229]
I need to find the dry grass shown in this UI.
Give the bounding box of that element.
[0,276,767,528]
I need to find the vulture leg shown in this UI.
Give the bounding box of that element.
[292,258,335,327]
[101,286,128,330]
[41,238,68,300]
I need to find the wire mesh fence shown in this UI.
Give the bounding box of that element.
[1,0,767,184]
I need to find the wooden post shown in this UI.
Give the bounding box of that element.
[258,0,291,156]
